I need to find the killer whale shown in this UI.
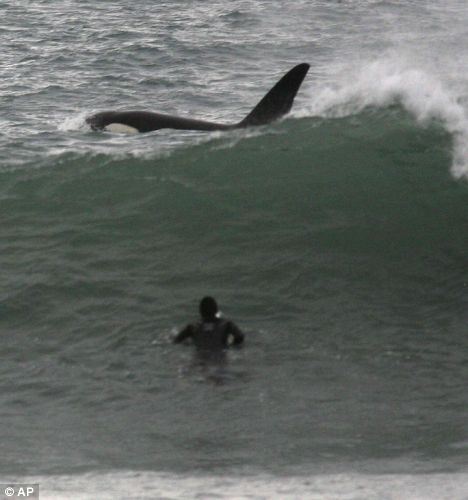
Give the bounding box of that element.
[86,63,310,133]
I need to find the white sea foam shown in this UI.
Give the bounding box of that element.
[6,470,468,500]
[57,112,90,133]
[298,55,468,179]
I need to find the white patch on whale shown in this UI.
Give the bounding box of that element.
[105,123,139,134]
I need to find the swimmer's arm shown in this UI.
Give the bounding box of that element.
[173,324,194,344]
[227,321,244,346]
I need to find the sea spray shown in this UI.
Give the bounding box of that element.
[298,55,468,178]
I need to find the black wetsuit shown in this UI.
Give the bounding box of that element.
[174,318,244,352]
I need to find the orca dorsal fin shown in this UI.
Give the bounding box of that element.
[238,63,310,127]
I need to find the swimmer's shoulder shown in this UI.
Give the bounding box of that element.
[173,322,198,343]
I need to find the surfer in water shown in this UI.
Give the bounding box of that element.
[173,297,244,355]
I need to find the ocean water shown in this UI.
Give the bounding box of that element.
[1,0,468,498]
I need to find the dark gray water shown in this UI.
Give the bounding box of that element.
[1,1,467,498]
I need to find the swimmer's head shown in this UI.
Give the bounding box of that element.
[199,296,218,320]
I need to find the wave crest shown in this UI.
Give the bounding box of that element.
[299,57,468,179]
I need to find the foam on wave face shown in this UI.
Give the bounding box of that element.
[6,471,468,500]
[298,55,468,179]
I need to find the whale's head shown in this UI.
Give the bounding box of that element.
[86,111,116,131]
[86,111,139,133]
